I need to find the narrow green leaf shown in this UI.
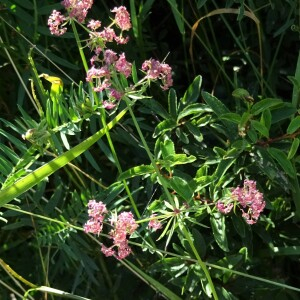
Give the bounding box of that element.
[287,138,300,160]
[166,0,185,35]
[118,165,155,181]
[268,147,296,178]
[0,108,128,207]
[177,103,208,121]
[287,116,300,134]
[169,176,195,200]
[168,88,178,119]
[251,120,269,138]
[261,108,272,130]
[250,98,282,115]
[201,91,237,140]
[185,122,203,142]
[220,113,241,124]
[180,75,202,106]
[153,119,177,138]
[160,154,196,168]
[210,213,229,252]
[30,286,91,300]
[161,139,175,159]
[192,228,206,258]
[271,103,297,124]
[232,88,251,100]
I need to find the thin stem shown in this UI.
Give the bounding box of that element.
[124,96,175,206]
[124,96,217,297]
[70,20,140,217]
[180,223,218,300]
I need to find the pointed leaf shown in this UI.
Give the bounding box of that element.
[181,75,202,106]
[210,213,229,252]
[268,147,296,178]
[287,138,300,160]
[250,98,282,115]
[169,176,196,200]
[118,165,155,181]
[287,116,300,134]
[153,119,177,138]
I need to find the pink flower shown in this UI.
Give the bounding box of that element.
[103,211,138,259]
[117,240,132,259]
[84,200,108,235]
[148,214,162,231]
[141,59,173,90]
[232,180,266,224]
[109,89,123,100]
[111,6,132,31]
[94,78,111,91]
[102,101,116,109]
[48,10,67,36]
[87,19,101,31]
[101,244,115,257]
[115,53,132,77]
[104,49,118,65]
[99,27,116,42]
[216,201,233,214]
[86,66,110,82]
[61,0,93,23]
[114,35,130,45]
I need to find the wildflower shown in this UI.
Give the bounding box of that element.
[142,59,173,90]
[115,53,132,77]
[61,0,93,23]
[99,27,116,42]
[216,200,233,214]
[103,49,118,65]
[86,66,110,82]
[48,10,67,36]
[111,6,132,31]
[87,19,101,31]
[114,35,130,45]
[101,244,115,257]
[93,78,111,92]
[84,200,107,235]
[232,179,265,224]
[109,89,123,101]
[148,214,162,231]
[102,101,116,109]
[101,211,138,260]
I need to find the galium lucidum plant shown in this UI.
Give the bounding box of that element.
[3,0,300,299]
[49,0,267,257]
[46,1,270,298]
[48,1,174,261]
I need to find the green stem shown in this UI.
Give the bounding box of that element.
[180,223,218,300]
[70,20,140,217]
[124,96,175,207]
[124,96,217,299]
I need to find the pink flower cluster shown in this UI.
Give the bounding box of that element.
[148,214,162,231]
[62,0,93,23]
[48,4,173,109]
[84,200,138,260]
[142,59,173,90]
[216,180,266,224]
[83,200,107,234]
[48,10,67,36]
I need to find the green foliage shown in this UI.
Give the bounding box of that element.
[0,0,300,300]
